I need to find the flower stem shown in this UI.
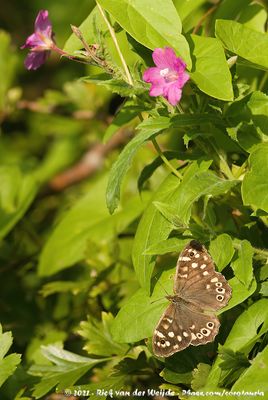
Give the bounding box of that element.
[152,138,183,180]
[96,2,133,85]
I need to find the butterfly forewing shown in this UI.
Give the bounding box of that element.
[152,240,232,357]
[174,240,232,310]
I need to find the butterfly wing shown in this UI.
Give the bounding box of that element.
[174,240,232,311]
[152,300,220,357]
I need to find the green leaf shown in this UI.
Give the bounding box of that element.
[160,368,192,385]
[189,35,234,101]
[82,74,144,97]
[78,312,129,356]
[232,345,268,392]
[63,6,99,53]
[239,3,267,33]
[106,123,166,214]
[218,348,250,387]
[103,101,143,142]
[40,281,90,297]
[139,113,225,131]
[111,268,173,343]
[247,91,268,135]
[153,201,187,228]
[204,299,268,389]
[174,0,207,22]
[0,31,18,112]
[39,176,146,276]
[209,234,234,272]
[29,345,110,399]
[0,324,21,388]
[0,166,38,240]
[242,143,268,213]
[174,170,238,226]
[97,0,191,68]
[260,281,268,296]
[231,240,253,288]
[191,363,211,391]
[220,276,256,314]
[137,151,200,192]
[143,238,190,256]
[215,20,268,69]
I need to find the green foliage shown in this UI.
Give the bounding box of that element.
[216,19,268,69]
[1,1,268,398]
[97,0,191,67]
[28,345,110,399]
[0,325,21,388]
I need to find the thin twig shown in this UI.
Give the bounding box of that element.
[49,129,131,191]
[152,138,183,180]
[192,4,218,35]
[96,2,133,85]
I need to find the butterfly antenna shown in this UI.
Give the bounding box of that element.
[152,275,169,297]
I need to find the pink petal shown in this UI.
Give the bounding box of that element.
[35,10,52,36]
[177,70,190,87]
[24,51,49,70]
[152,48,169,68]
[165,83,182,106]
[152,47,179,70]
[21,32,44,49]
[150,85,164,97]
[143,67,165,85]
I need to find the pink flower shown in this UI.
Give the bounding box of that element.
[21,10,55,70]
[143,47,190,106]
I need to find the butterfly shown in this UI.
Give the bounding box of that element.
[152,240,232,357]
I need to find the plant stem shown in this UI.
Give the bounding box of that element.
[96,2,133,85]
[152,138,183,180]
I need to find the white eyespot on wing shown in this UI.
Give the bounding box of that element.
[178,273,188,278]
[191,332,197,340]
[204,255,208,261]
[215,282,223,287]
[211,277,218,283]
[196,333,203,339]
[203,271,209,276]
[177,335,182,342]
[183,331,189,337]
[157,342,161,347]
[181,266,188,272]
[168,332,175,338]
[207,322,214,329]
[165,341,171,347]
[216,287,225,293]
[191,262,198,268]
[200,264,207,269]
[201,328,210,336]
[206,284,211,289]
[173,344,179,349]
[163,324,169,330]
[195,253,200,258]
[216,294,224,302]
[190,324,195,329]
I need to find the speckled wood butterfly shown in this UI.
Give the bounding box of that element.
[153,240,232,357]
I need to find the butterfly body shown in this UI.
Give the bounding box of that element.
[152,240,232,357]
